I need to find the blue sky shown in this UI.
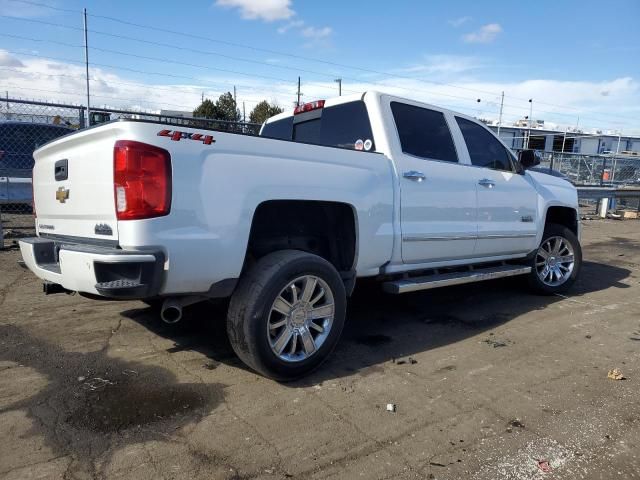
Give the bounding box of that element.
[0,0,639,133]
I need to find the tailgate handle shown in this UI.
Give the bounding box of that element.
[54,159,68,181]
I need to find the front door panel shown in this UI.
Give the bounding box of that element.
[400,156,478,263]
[474,170,538,256]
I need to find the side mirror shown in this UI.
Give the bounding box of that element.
[518,149,540,170]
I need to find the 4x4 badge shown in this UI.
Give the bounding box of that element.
[56,186,69,203]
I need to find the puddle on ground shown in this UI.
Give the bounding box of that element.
[68,381,216,433]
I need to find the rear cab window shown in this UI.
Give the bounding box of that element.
[261,100,376,152]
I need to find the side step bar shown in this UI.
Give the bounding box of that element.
[382,265,531,294]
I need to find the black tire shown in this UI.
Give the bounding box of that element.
[527,223,582,295]
[226,250,346,381]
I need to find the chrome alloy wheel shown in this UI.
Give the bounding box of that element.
[535,236,575,287]
[267,275,335,362]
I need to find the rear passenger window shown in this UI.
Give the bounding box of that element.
[391,102,458,162]
[456,117,514,171]
[319,101,375,150]
[261,101,376,151]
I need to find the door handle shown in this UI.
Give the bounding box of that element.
[478,178,495,188]
[403,171,426,182]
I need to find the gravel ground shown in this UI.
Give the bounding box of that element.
[0,219,639,480]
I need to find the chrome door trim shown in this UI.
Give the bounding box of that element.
[403,233,536,242]
[402,235,477,242]
[477,233,537,239]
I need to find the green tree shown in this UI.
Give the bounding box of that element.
[193,99,217,119]
[214,92,241,122]
[249,100,285,124]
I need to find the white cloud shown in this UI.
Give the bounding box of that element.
[215,0,331,44]
[0,49,24,67]
[0,54,638,135]
[215,0,294,21]
[396,54,484,77]
[277,19,304,34]
[449,16,471,27]
[463,23,502,44]
[301,26,332,39]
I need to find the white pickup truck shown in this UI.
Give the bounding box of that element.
[19,91,582,380]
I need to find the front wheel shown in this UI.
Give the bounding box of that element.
[527,223,582,294]
[226,250,346,381]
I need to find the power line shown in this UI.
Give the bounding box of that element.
[2,1,639,124]
[4,0,77,14]
[0,16,634,126]
[0,11,636,129]
[0,16,529,112]
[0,48,623,131]
[0,68,266,105]
[0,67,265,98]
[0,31,353,96]
[1,83,202,110]
[0,33,590,124]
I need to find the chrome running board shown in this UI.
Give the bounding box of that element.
[382,265,531,294]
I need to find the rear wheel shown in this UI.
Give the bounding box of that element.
[227,250,346,381]
[528,223,581,294]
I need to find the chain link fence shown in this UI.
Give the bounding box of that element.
[0,98,260,247]
[0,99,85,247]
[535,151,640,186]
[89,106,261,135]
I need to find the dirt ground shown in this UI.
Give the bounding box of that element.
[1,219,639,480]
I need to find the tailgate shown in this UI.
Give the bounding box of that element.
[33,124,120,242]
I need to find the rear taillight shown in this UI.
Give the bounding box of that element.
[113,140,171,220]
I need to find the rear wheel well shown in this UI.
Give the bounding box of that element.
[245,200,357,274]
[545,206,578,235]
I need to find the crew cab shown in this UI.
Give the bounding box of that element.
[19,91,582,380]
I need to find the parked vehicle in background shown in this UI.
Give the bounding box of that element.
[0,122,73,206]
[89,112,112,126]
[19,91,582,380]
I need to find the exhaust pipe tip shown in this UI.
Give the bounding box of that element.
[160,301,183,324]
[43,281,71,295]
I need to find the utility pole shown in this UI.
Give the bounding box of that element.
[201,92,204,103]
[612,130,622,183]
[497,91,504,136]
[242,101,246,123]
[83,8,91,127]
[233,86,237,104]
[525,98,533,149]
[297,76,301,106]
[335,78,342,96]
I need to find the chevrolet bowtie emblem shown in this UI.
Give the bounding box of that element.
[56,186,69,203]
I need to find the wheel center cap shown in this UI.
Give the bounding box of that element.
[291,308,307,327]
[548,256,557,267]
